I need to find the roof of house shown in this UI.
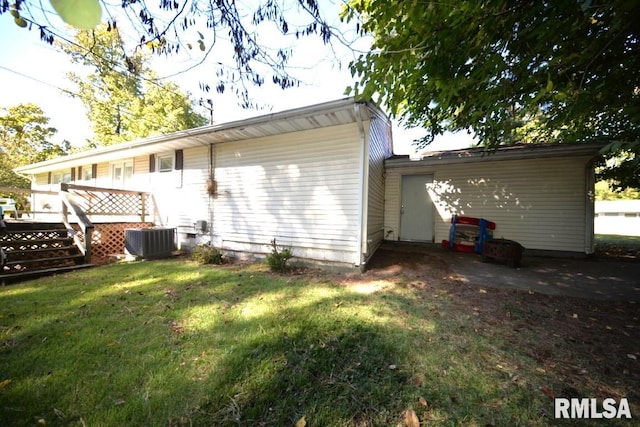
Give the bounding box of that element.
[385,142,605,168]
[15,97,389,175]
[595,200,640,213]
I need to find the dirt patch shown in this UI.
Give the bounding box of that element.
[336,244,640,411]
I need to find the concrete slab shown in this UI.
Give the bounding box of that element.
[373,242,640,302]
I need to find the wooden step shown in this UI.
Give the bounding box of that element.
[1,221,92,283]
[4,253,83,265]
[1,264,95,285]
[2,222,68,231]
[1,229,70,238]
[2,239,75,251]
[4,245,79,255]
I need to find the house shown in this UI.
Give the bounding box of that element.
[12,97,604,272]
[384,143,603,255]
[594,200,640,236]
[13,98,392,271]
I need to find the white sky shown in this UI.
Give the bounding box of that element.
[0,4,474,155]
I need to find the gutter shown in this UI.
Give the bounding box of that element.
[15,97,362,175]
[385,142,606,168]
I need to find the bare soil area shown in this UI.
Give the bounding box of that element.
[341,244,640,413]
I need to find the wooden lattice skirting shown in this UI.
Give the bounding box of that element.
[72,223,154,265]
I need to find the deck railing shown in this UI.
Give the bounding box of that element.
[0,185,158,264]
[60,183,155,222]
[0,185,157,223]
[60,190,94,263]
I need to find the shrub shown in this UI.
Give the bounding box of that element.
[191,244,223,265]
[266,239,293,273]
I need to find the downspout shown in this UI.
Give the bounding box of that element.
[584,156,598,254]
[354,102,369,271]
[208,143,216,246]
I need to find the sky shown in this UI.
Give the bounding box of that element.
[0,3,474,155]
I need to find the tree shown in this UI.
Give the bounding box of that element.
[595,181,640,201]
[0,103,69,189]
[342,1,640,190]
[3,0,335,109]
[59,25,207,147]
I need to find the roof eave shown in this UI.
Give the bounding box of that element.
[15,97,375,175]
[385,143,605,168]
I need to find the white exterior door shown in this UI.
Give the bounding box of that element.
[399,174,434,241]
[112,160,133,189]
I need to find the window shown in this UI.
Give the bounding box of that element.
[112,160,133,189]
[158,154,174,172]
[52,170,72,184]
[82,165,94,181]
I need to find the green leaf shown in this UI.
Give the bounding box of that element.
[14,17,28,28]
[50,0,101,30]
[599,140,624,154]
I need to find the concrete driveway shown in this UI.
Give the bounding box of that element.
[374,242,640,301]
[440,248,640,301]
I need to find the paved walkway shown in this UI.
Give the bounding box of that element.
[378,242,640,301]
[441,248,640,301]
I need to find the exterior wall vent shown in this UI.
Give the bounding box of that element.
[124,228,176,259]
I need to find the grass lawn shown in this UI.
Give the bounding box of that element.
[595,234,640,258]
[0,255,638,426]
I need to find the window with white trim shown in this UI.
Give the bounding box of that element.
[82,165,94,181]
[112,160,133,189]
[52,170,72,184]
[158,154,174,172]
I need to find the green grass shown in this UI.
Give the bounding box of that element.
[595,234,640,247]
[0,258,635,426]
[595,234,640,258]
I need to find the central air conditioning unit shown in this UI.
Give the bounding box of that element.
[124,228,176,259]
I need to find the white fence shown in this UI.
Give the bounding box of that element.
[594,200,640,236]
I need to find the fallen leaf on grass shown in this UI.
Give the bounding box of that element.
[171,321,184,335]
[403,409,420,427]
[418,396,427,407]
[295,416,306,427]
[0,379,11,389]
[541,386,555,399]
[627,354,637,360]
[114,398,126,406]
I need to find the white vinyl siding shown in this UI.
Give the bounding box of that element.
[95,162,110,188]
[365,116,393,260]
[34,173,48,188]
[176,146,210,229]
[212,123,362,265]
[385,156,592,253]
[383,170,402,241]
